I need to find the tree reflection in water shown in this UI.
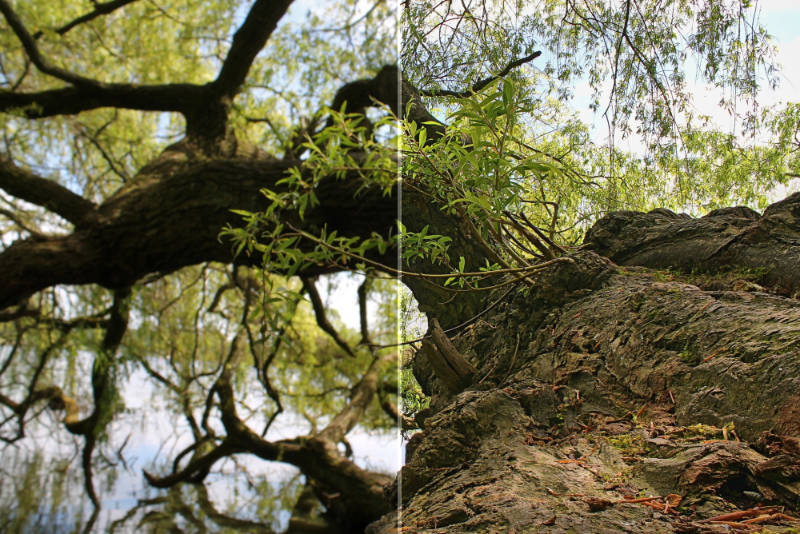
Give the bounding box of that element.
[0,361,398,533]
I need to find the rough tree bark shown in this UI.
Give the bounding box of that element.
[367,193,800,533]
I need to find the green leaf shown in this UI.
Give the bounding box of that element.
[502,79,514,109]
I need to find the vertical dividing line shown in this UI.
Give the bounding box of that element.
[395,0,404,528]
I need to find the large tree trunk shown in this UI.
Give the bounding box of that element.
[370,193,800,533]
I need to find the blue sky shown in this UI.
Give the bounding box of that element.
[758,0,800,104]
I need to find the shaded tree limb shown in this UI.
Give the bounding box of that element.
[428,317,477,389]
[329,65,447,142]
[0,83,204,118]
[0,157,98,226]
[301,276,357,358]
[1,0,294,147]
[67,288,131,508]
[287,481,337,534]
[210,0,295,98]
[143,438,244,489]
[318,351,395,443]
[0,206,45,238]
[358,278,371,345]
[378,394,415,431]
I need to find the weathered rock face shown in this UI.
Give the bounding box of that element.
[370,194,800,533]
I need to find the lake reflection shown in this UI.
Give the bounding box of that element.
[0,367,400,533]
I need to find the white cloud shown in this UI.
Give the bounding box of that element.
[768,35,800,106]
[758,0,800,14]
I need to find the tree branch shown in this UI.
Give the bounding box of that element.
[419,318,478,394]
[358,278,370,345]
[0,206,45,238]
[301,276,357,358]
[211,0,295,98]
[419,51,542,98]
[33,0,140,39]
[329,64,447,142]
[378,394,415,431]
[143,439,242,488]
[62,288,131,508]
[0,67,494,329]
[0,0,101,87]
[0,83,203,118]
[143,333,394,527]
[0,157,98,226]
[319,351,395,443]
